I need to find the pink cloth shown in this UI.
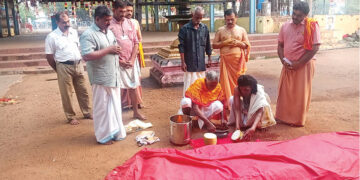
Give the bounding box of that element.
[278,20,321,61]
[109,19,139,61]
[105,131,359,180]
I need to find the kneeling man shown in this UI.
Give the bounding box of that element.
[181,71,225,132]
[228,75,276,140]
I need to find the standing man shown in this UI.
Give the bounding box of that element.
[109,0,146,120]
[178,6,212,97]
[212,9,251,108]
[80,6,126,145]
[45,12,91,125]
[120,0,144,110]
[275,1,321,126]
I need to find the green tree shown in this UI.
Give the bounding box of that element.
[18,2,35,23]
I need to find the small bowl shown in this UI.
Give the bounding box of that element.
[204,133,217,145]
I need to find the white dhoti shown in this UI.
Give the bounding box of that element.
[92,84,126,144]
[180,97,223,129]
[119,58,141,89]
[228,84,276,128]
[182,71,205,97]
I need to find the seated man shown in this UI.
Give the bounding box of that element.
[228,75,276,140]
[181,71,225,132]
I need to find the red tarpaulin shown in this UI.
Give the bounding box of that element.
[105,131,359,180]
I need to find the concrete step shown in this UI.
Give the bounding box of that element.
[143,45,277,59]
[0,34,278,56]
[250,50,278,59]
[251,44,277,51]
[248,34,278,41]
[0,66,55,75]
[0,47,44,54]
[0,53,45,61]
[0,59,49,68]
[0,51,277,74]
[142,40,278,54]
[250,39,278,46]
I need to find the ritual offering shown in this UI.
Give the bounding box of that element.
[203,133,217,145]
[231,130,244,141]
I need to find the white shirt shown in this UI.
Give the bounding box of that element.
[45,27,82,62]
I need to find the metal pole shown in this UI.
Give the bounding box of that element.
[135,0,143,28]
[5,0,11,37]
[145,0,149,31]
[12,0,19,35]
[249,0,256,33]
[210,2,214,32]
[154,1,160,31]
[167,0,171,31]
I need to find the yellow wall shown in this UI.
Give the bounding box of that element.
[141,15,360,36]
[314,15,360,35]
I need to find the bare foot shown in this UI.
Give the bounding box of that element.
[69,119,80,125]
[138,104,145,109]
[99,141,113,145]
[134,113,147,120]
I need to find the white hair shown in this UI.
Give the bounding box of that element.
[205,70,219,82]
[192,6,205,15]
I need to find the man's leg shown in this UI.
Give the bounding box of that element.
[203,100,223,128]
[129,88,146,120]
[245,108,264,128]
[73,62,91,119]
[56,63,78,125]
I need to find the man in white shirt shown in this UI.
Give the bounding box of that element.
[45,12,91,125]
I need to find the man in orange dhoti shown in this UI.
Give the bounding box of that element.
[212,9,250,108]
[275,1,321,126]
[181,71,225,132]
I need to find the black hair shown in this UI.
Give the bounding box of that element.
[113,0,127,9]
[224,9,236,17]
[293,1,310,15]
[237,75,258,94]
[55,11,68,22]
[94,5,112,20]
[126,1,134,7]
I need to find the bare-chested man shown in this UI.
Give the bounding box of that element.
[212,9,250,108]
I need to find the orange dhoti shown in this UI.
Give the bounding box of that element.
[275,60,315,126]
[220,52,247,107]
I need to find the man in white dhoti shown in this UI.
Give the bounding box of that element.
[80,5,126,145]
[228,75,276,140]
[180,71,225,132]
[178,6,212,97]
[109,0,146,120]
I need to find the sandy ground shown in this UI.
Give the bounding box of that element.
[0,48,359,180]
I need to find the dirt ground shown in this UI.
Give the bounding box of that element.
[0,48,359,180]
